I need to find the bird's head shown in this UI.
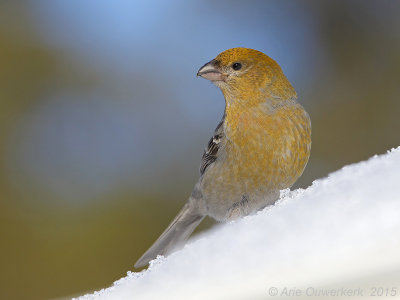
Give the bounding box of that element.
[197,48,296,103]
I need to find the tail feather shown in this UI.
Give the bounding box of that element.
[134,202,204,268]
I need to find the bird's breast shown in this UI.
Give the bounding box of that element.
[200,101,311,220]
[222,103,311,191]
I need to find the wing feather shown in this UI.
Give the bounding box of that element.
[200,115,225,176]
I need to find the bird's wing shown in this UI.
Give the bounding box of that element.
[200,115,225,176]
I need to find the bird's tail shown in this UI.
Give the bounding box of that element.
[134,201,204,268]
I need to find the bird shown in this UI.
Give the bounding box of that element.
[135,47,311,268]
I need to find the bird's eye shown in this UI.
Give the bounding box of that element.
[232,62,242,71]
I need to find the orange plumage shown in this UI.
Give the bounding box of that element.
[135,48,311,267]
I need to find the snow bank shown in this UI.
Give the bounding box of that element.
[76,147,400,300]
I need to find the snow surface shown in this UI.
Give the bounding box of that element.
[76,147,400,300]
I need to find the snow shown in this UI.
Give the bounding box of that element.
[76,147,400,300]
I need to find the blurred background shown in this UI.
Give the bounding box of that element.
[0,0,399,299]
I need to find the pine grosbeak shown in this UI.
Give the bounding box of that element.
[135,48,311,268]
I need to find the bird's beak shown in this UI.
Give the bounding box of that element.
[197,59,224,81]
